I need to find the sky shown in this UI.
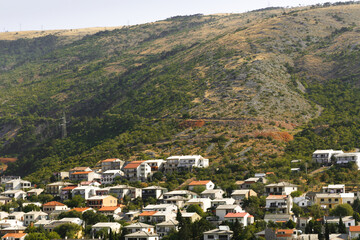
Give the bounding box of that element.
[0,0,353,32]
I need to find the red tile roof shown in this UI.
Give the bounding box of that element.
[124,161,145,169]
[102,158,118,163]
[276,229,294,237]
[62,186,77,191]
[2,233,27,239]
[188,180,211,186]
[72,207,91,212]
[71,171,92,175]
[350,226,360,232]
[43,201,65,206]
[139,211,158,216]
[266,195,287,199]
[224,212,249,218]
[98,206,119,211]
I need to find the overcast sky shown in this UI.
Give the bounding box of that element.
[0,0,352,32]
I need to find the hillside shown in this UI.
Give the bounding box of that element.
[2,2,360,184]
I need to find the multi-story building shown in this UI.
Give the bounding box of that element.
[188,180,215,191]
[201,189,224,200]
[109,185,142,200]
[5,179,31,191]
[322,184,345,193]
[265,195,293,214]
[335,152,360,169]
[69,171,100,182]
[101,158,124,172]
[142,186,168,200]
[86,195,118,209]
[264,182,298,196]
[315,193,342,209]
[215,205,243,221]
[46,182,73,196]
[42,201,69,214]
[101,170,124,184]
[312,149,343,165]
[203,226,233,240]
[72,186,99,200]
[23,211,48,226]
[156,220,178,239]
[224,212,254,227]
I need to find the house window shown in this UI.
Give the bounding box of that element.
[335,199,338,202]
[321,199,324,202]
[207,235,214,239]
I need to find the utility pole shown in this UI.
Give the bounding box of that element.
[60,112,67,139]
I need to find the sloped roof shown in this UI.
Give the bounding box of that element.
[349,226,360,232]
[139,211,158,216]
[72,207,91,212]
[2,233,27,239]
[102,158,119,163]
[71,171,92,175]
[98,206,120,212]
[224,212,249,218]
[266,195,287,200]
[124,161,145,169]
[43,201,65,206]
[188,180,211,186]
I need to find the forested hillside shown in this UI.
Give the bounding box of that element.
[2,2,360,185]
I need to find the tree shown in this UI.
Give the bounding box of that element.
[58,210,82,219]
[23,204,41,213]
[192,186,206,194]
[325,222,330,240]
[292,204,304,217]
[309,204,324,219]
[54,223,82,239]
[25,232,47,240]
[231,218,243,240]
[186,204,204,217]
[285,220,296,229]
[47,231,61,240]
[290,190,303,198]
[38,194,54,204]
[330,204,354,217]
[64,195,86,208]
[338,216,347,234]
[82,210,108,225]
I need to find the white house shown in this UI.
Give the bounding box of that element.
[143,204,178,213]
[349,226,360,239]
[265,182,298,196]
[184,198,212,212]
[42,201,69,214]
[312,149,343,164]
[101,170,124,184]
[215,205,243,221]
[201,189,224,199]
[23,211,48,226]
[165,155,209,172]
[5,179,31,191]
[322,184,345,193]
[101,158,124,172]
[124,222,155,233]
[142,186,167,200]
[335,153,360,169]
[125,231,159,240]
[123,161,151,181]
[2,190,26,200]
[72,186,99,200]
[188,180,214,191]
[203,226,233,240]
[211,198,236,208]
[293,197,312,207]
[163,190,198,200]
[224,212,254,226]
[92,222,121,235]
[156,220,178,239]
[69,171,100,182]
[325,216,355,228]
[341,193,355,205]
[231,189,257,202]
[265,195,293,214]
[109,185,142,199]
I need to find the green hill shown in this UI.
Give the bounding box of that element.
[2,3,360,184]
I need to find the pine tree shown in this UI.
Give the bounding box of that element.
[325,221,330,240]
[338,216,347,233]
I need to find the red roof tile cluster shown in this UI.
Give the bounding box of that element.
[139,211,158,216]
[71,207,91,212]
[350,226,360,232]
[188,180,211,186]
[71,171,92,175]
[224,212,249,218]
[98,206,119,211]
[266,195,287,199]
[124,161,145,169]
[102,158,118,163]
[2,233,27,239]
[62,186,77,191]
[43,201,65,206]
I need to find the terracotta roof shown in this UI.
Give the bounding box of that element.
[71,171,92,175]
[2,233,27,238]
[224,212,249,218]
[98,206,119,211]
[276,229,294,237]
[43,201,65,206]
[124,161,145,169]
[62,186,77,191]
[72,207,90,212]
[266,195,287,199]
[139,211,158,216]
[350,226,360,232]
[188,180,211,186]
[102,158,118,163]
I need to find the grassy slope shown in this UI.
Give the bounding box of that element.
[2,4,360,183]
